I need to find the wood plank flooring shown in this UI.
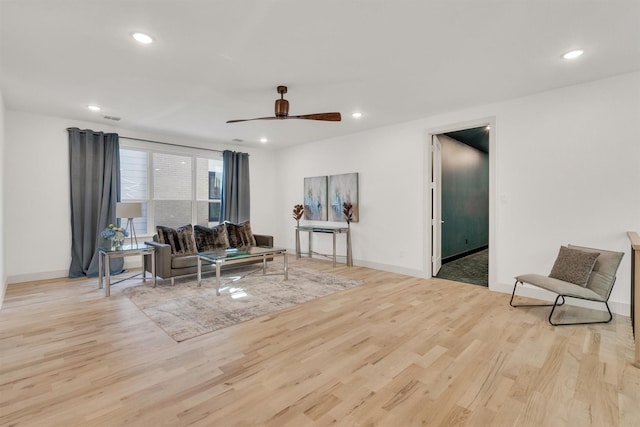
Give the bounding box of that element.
[1,258,639,426]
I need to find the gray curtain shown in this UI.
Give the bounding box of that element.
[220,150,250,223]
[68,128,123,277]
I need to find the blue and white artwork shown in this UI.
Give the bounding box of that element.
[304,176,327,220]
[328,173,358,222]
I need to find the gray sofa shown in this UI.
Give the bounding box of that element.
[143,222,273,285]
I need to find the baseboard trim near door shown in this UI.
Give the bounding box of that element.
[442,245,488,265]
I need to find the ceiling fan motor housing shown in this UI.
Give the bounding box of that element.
[275,98,289,118]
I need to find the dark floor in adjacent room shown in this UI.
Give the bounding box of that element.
[436,249,488,286]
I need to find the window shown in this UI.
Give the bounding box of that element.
[119,143,223,235]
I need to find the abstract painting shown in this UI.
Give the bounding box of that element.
[303,176,327,220]
[328,173,358,222]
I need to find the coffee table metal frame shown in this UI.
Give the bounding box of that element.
[98,244,156,297]
[197,246,288,296]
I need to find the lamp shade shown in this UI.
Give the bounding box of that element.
[116,202,143,219]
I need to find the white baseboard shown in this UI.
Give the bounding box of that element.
[0,276,7,311]
[286,247,428,279]
[491,281,630,317]
[7,269,69,285]
[355,259,428,279]
[7,257,143,286]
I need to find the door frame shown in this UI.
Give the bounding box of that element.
[424,117,497,289]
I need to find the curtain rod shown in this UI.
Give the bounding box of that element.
[120,136,224,154]
[66,128,225,154]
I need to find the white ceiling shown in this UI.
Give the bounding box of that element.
[1,0,639,149]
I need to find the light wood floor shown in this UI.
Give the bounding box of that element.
[1,258,639,426]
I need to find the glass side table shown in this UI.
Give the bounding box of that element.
[98,244,156,297]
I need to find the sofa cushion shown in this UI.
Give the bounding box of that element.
[171,254,199,269]
[156,224,197,256]
[225,221,257,247]
[194,223,230,252]
[567,244,624,299]
[548,246,599,287]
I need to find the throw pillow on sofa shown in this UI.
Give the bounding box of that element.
[156,224,198,256]
[225,220,257,247]
[194,223,230,252]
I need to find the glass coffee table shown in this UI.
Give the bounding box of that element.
[197,246,288,295]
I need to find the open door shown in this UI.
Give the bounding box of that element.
[431,134,442,275]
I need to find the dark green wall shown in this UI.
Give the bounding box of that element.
[440,135,489,259]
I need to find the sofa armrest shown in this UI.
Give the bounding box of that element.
[254,234,273,247]
[144,240,172,279]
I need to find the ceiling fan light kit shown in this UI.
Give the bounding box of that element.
[227,85,342,123]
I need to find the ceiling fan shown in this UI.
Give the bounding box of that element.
[226,85,341,123]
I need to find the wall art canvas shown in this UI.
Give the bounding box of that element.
[303,176,327,220]
[328,172,359,222]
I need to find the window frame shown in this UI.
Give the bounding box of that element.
[119,139,223,237]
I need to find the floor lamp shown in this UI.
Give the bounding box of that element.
[116,202,143,247]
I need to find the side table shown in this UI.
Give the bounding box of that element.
[98,244,156,297]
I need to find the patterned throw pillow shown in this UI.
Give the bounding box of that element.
[194,224,230,252]
[156,224,198,256]
[225,221,257,248]
[548,246,600,287]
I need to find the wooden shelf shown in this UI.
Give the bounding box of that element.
[627,231,640,368]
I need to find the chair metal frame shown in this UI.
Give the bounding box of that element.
[510,278,615,326]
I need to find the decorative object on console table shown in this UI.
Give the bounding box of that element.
[116,202,143,246]
[343,202,354,266]
[292,204,304,259]
[100,224,129,250]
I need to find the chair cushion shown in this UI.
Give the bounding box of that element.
[515,273,606,301]
[194,223,230,252]
[567,244,624,299]
[548,246,599,287]
[156,224,197,256]
[225,221,257,247]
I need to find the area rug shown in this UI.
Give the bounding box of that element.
[121,263,364,342]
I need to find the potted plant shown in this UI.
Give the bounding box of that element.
[101,224,129,249]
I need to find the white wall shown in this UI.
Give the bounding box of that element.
[274,72,640,315]
[4,111,277,283]
[4,73,639,315]
[0,89,6,308]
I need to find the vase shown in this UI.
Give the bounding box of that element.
[111,238,124,250]
[295,222,300,259]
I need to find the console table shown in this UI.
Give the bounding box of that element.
[296,225,353,267]
[98,244,155,297]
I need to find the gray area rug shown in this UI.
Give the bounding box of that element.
[122,263,364,342]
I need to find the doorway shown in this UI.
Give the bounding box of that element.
[431,125,490,286]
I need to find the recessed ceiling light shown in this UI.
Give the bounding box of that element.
[260,137,268,144]
[486,125,491,130]
[562,49,583,59]
[87,105,101,112]
[132,32,154,44]
[351,112,363,119]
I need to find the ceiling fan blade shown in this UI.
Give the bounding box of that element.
[226,116,279,123]
[227,86,342,123]
[289,112,342,121]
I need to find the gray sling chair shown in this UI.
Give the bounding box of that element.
[510,244,624,326]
